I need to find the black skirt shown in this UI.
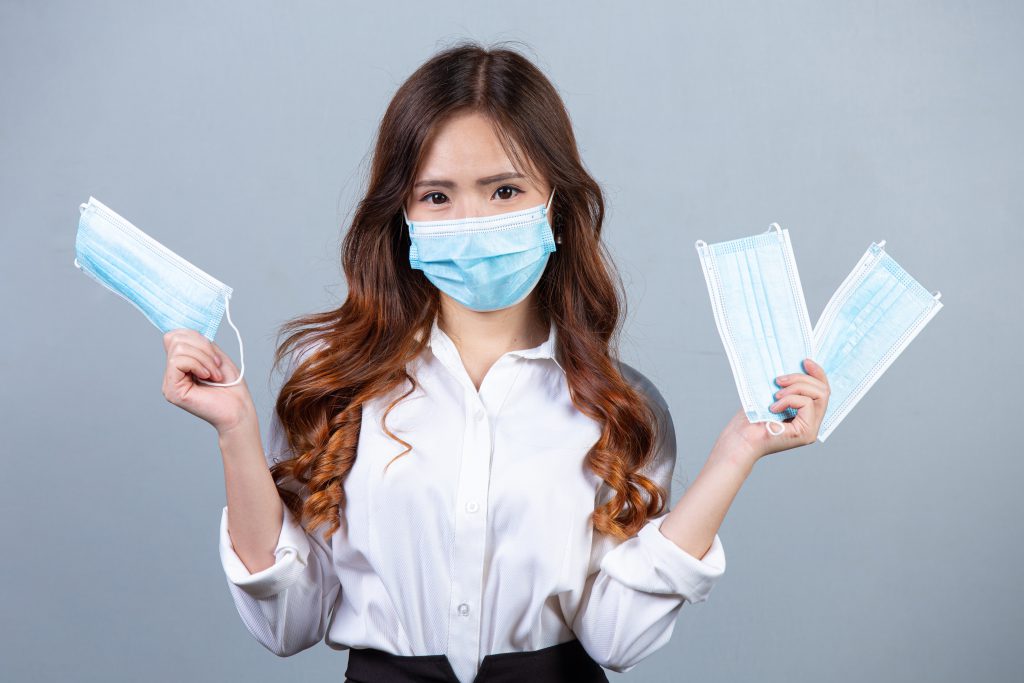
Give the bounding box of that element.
[344,638,609,683]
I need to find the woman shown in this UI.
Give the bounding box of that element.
[163,42,830,683]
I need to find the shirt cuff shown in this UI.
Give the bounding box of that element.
[599,513,726,603]
[219,502,312,599]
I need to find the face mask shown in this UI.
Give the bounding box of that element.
[403,188,557,312]
[696,225,944,441]
[73,196,245,387]
[695,223,815,436]
[812,240,943,441]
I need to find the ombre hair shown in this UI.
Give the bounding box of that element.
[270,40,671,543]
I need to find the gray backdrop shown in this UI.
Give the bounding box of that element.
[2,1,1019,681]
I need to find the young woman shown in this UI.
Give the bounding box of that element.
[163,42,830,683]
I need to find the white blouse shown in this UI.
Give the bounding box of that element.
[218,315,727,683]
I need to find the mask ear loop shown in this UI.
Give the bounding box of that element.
[765,420,786,436]
[545,187,556,213]
[195,294,245,387]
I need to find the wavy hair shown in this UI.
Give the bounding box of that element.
[270,40,670,544]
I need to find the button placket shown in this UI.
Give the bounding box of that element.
[448,390,492,668]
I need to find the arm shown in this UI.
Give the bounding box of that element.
[218,342,342,656]
[661,356,833,559]
[562,363,734,673]
[656,426,753,571]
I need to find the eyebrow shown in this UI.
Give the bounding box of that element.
[412,172,525,189]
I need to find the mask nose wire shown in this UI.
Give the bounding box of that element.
[195,294,245,387]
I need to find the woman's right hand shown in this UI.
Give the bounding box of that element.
[161,329,256,435]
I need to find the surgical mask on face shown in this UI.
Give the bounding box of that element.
[695,223,815,436]
[812,240,943,441]
[403,188,557,312]
[73,196,245,387]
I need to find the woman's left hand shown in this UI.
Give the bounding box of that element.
[716,358,831,466]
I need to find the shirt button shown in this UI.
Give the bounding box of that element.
[457,602,470,616]
[465,500,479,513]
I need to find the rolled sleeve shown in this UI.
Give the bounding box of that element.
[564,362,730,673]
[219,503,313,600]
[600,513,726,604]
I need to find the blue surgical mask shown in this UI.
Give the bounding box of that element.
[812,240,943,441]
[695,223,815,436]
[403,188,557,312]
[696,225,944,441]
[73,196,245,387]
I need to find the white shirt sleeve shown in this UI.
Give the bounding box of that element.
[218,342,342,656]
[562,363,727,673]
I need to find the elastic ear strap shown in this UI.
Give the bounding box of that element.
[765,420,786,436]
[546,187,556,213]
[195,295,245,387]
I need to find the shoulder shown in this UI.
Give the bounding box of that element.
[616,359,678,484]
[616,359,672,420]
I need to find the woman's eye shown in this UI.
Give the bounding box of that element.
[420,192,449,205]
[493,185,521,200]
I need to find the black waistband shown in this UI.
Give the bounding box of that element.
[344,638,609,683]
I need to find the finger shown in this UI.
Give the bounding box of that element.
[770,392,813,416]
[771,393,821,443]
[775,369,828,395]
[171,340,225,381]
[164,327,209,347]
[801,358,829,388]
[202,340,224,368]
[773,379,827,402]
[163,329,188,352]
[208,342,239,376]
[171,351,222,383]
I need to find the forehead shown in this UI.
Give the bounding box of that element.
[416,111,534,179]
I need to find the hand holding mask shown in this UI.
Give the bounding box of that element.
[73,196,246,387]
[695,223,943,442]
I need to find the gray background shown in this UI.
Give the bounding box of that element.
[2,1,1019,681]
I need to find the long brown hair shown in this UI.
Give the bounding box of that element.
[271,40,671,544]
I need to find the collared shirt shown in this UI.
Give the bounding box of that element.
[218,315,726,682]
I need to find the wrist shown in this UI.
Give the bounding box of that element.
[709,433,760,475]
[217,410,260,449]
